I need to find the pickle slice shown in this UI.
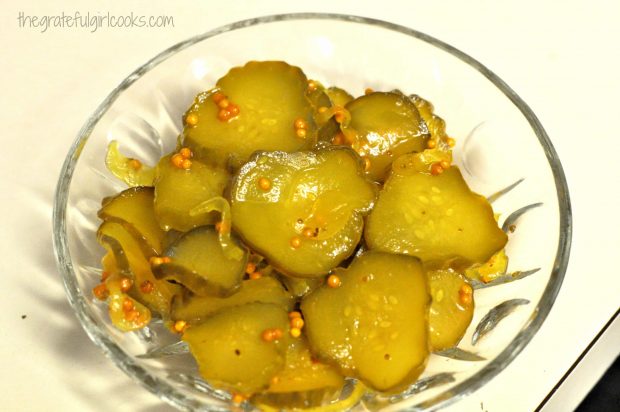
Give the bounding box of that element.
[325,86,353,107]
[189,196,244,261]
[266,338,344,394]
[107,286,151,332]
[230,146,377,277]
[312,85,354,144]
[428,270,474,351]
[306,81,341,143]
[464,249,509,283]
[105,141,155,187]
[408,94,448,143]
[182,302,290,395]
[343,92,429,181]
[317,118,341,144]
[101,250,120,279]
[153,154,229,232]
[279,275,324,299]
[301,251,430,392]
[98,186,165,256]
[183,61,317,169]
[172,277,294,325]
[153,227,247,296]
[365,164,507,266]
[100,248,152,332]
[253,338,344,408]
[97,221,181,317]
[305,80,332,115]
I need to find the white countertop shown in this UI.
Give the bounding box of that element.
[1,0,619,411]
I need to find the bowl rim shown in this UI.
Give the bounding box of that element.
[53,12,572,412]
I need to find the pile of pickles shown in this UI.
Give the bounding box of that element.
[95,61,508,408]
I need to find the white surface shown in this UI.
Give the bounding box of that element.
[1,1,618,411]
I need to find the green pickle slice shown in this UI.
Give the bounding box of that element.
[301,251,430,392]
[183,61,317,168]
[464,249,509,283]
[107,285,152,332]
[365,162,507,266]
[230,146,377,277]
[98,186,165,256]
[172,277,294,325]
[278,275,324,299]
[325,86,353,107]
[97,221,181,317]
[408,94,448,143]
[182,302,290,395]
[189,196,244,261]
[343,91,429,181]
[312,85,354,144]
[305,80,332,114]
[100,246,152,332]
[266,338,344,393]
[305,81,342,143]
[105,141,155,187]
[428,269,474,351]
[153,153,229,232]
[253,338,344,408]
[153,227,248,297]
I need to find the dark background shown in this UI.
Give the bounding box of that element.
[576,356,620,412]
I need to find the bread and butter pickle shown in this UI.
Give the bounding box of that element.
[302,251,430,392]
[230,146,376,277]
[341,91,430,181]
[427,269,474,351]
[172,277,294,325]
[365,161,507,266]
[153,227,248,297]
[183,61,317,169]
[182,302,291,394]
[153,151,229,232]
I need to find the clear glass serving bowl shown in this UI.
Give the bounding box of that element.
[53,13,572,412]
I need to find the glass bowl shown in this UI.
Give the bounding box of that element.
[53,13,572,412]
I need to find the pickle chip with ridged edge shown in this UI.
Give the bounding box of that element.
[365,162,507,266]
[183,61,317,169]
[301,251,430,392]
[230,146,377,277]
[153,154,229,232]
[98,186,166,257]
[182,302,290,395]
[153,227,248,297]
[343,91,429,182]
